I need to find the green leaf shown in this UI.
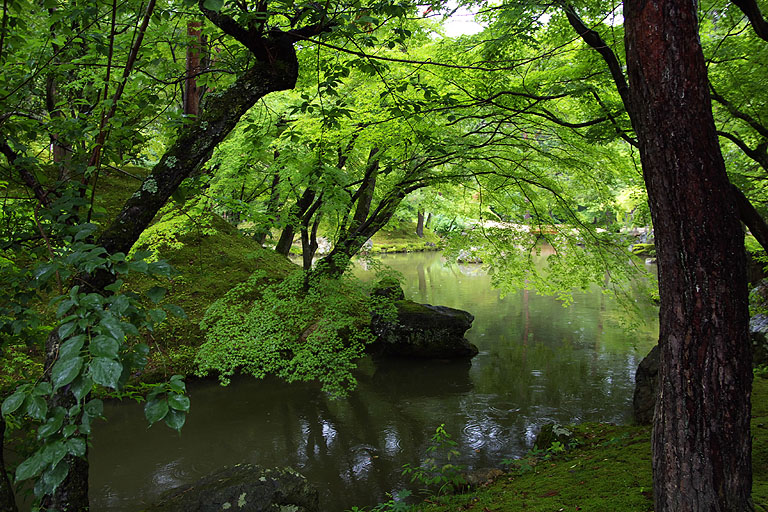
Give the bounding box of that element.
[146,286,166,304]
[203,0,224,12]
[165,304,187,319]
[66,437,86,457]
[168,375,186,394]
[99,314,125,341]
[25,396,48,421]
[70,375,93,402]
[33,382,52,396]
[62,425,77,438]
[41,460,69,495]
[144,398,169,425]
[2,391,26,416]
[90,335,119,359]
[38,413,64,439]
[164,408,186,431]
[90,357,123,389]
[84,399,103,419]
[148,308,167,324]
[51,356,84,391]
[58,321,77,339]
[59,334,86,360]
[15,452,46,482]
[168,394,190,412]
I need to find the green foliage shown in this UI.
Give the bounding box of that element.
[401,424,466,496]
[132,197,219,262]
[197,269,391,396]
[1,223,189,504]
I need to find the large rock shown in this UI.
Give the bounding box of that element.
[143,464,319,512]
[633,344,659,425]
[370,300,478,359]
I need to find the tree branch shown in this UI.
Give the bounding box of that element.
[731,0,768,42]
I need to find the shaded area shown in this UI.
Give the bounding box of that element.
[89,252,658,511]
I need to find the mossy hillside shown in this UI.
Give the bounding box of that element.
[416,376,768,512]
[125,204,298,378]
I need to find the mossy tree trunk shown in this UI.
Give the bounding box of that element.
[625,0,753,509]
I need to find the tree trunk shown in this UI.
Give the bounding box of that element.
[416,210,424,238]
[97,42,300,258]
[255,167,281,245]
[625,1,753,510]
[183,21,203,117]
[0,418,17,512]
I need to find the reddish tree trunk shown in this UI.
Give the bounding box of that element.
[184,21,203,116]
[625,0,753,510]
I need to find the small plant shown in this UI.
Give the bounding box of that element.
[401,424,466,495]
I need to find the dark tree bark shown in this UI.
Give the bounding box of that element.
[0,418,17,512]
[625,1,753,510]
[275,188,316,257]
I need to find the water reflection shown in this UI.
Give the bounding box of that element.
[88,252,658,511]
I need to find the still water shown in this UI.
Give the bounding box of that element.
[89,251,658,511]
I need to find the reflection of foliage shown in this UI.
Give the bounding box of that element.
[197,269,394,396]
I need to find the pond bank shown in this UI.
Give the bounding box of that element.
[413,375,768,511]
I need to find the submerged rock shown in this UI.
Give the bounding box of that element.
[143,464,319,512]
[370,299,478,359]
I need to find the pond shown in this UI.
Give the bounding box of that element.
[89,251,658,511]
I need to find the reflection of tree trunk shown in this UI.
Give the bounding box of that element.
[0,417,18,512]
[417,263,426,301]
[416,210,424,237]
[522,287,530,346]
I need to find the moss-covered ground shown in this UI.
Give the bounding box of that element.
[414,376,768,512]
[370,222,441,254]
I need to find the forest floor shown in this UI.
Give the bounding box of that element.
[413,375,768,512]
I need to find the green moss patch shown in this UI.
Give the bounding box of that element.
[371,222,441,254]
[125,205,298,380]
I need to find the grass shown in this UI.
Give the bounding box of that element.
[414,376,768,511]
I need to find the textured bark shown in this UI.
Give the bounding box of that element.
[0,418,17,512]
[625,1,753,510]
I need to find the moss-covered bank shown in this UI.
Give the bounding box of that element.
[414,376,768,511]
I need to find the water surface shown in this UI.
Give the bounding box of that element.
[89,251,658,511]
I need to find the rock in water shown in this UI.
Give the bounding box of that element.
[143,464,319,512]
[370,300,478,358]
[633,344,659,425]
